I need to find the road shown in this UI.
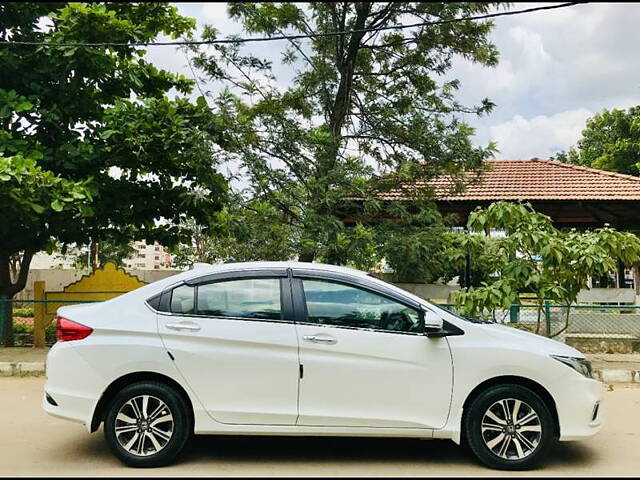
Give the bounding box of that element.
[2,377,639,477]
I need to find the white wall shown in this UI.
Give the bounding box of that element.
[13,268,183,301]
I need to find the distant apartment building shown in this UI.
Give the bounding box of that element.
[30,250,80,270]
[123,241,174,270]
[30,241,174,270]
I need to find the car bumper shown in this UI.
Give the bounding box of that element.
[43,342,103,431]
[556,374,604,441]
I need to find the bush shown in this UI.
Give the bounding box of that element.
[13,322,34,334]
[45,322,57,344]
[13,307,34,317]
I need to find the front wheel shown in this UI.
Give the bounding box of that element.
[463,384,556,470]
[104,382,191,467]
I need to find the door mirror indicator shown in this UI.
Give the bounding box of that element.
[423,308,444,334]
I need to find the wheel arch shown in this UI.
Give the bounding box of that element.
[461,375,560,439]
[90,371,194,433]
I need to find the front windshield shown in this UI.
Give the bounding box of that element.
[367,273,493,324]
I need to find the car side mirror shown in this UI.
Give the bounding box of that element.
[422,308,443,335]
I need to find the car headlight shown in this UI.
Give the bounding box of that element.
[551,355,593,378]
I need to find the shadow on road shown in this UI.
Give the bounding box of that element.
[59,424,597,473]
[175,434,595,468]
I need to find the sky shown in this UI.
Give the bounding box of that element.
[145,2,640,160]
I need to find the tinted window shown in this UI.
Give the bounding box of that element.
[302,279,422,333]
[146,293,161,310]
[197,278,282,320]
[170,285,195,314]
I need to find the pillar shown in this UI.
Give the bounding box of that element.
[33,281,46,348]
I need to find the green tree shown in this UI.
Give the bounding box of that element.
[0,3,228,345]
[192,2,500,264]
[170,197,298,268]
[443,231,501,288]
[0,154,93,344]
[377,207,450,283]
[69,240,136,270]
[555,106,640,176]
[455,202,640,336]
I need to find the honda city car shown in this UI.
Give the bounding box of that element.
[44,262,602,470]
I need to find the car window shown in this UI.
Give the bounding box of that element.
[301,279,422,333]
[170,284,195,314]
[196,278,282,321]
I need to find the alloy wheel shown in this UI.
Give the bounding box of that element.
[480,398,542,460]
[114,394,174,457]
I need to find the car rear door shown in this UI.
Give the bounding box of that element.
[292,270,454,429]
[155,269,300,425]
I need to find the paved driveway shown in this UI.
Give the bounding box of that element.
[2,377,639,477]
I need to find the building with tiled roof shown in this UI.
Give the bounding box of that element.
[376,158,640,229]
[343,158,640,291]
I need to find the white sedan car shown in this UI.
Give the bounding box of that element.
[44,262,602,470]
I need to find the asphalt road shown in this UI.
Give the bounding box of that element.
[2,377,639,477]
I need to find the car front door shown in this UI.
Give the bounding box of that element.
[293,272,454,429]
[156,270,300,425]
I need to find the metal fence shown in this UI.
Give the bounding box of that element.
[0,298,97,347]
[437,302,640,353]
[1,298,640,353]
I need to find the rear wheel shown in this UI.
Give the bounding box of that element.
[463,384,556,470]
[104,382,191,467]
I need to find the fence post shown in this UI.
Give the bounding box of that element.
[509,303,519,323]
[0,299,4,345]
[33,281,46,348]
[544,300,552,337]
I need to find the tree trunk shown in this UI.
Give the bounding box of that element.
[91,242,100,270]
[0,293,14,347]
[0,250,34,346]
[464,251,472,290]
[617,259,626,288]
[299,249,316,263]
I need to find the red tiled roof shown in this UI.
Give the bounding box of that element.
[381,159,640,201]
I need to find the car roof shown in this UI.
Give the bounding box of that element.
[117,260,432,311]
[186,261,371,278]
[124,261,371,298]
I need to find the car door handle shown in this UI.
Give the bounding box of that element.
[303,334,337,345]
[165,322,201,332]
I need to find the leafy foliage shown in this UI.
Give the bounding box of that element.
[454,202,640,334]
[0,3,228,345]
[443,230,502,288]
[0,2,228,261]
[0,154,93,256]
[170,197,299,268]
[12,307,34,318]
[555,106,640,176]
[377,207,450,283]
[191,2,501,264]
[68,239,136,270]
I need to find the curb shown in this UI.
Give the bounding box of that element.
[595,368,640,383]
[0,362,46,377]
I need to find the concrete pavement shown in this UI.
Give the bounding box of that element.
[1,377,639,476]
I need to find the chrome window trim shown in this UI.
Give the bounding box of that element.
[156,311,294,325]
[295,321,426,337]
[146,274,290,323]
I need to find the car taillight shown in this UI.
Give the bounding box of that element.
[55,317,93,342]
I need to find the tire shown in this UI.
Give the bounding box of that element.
[463,384,556,471]
[104,381,192,468]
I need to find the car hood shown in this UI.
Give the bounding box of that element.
[478,322,584,358]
